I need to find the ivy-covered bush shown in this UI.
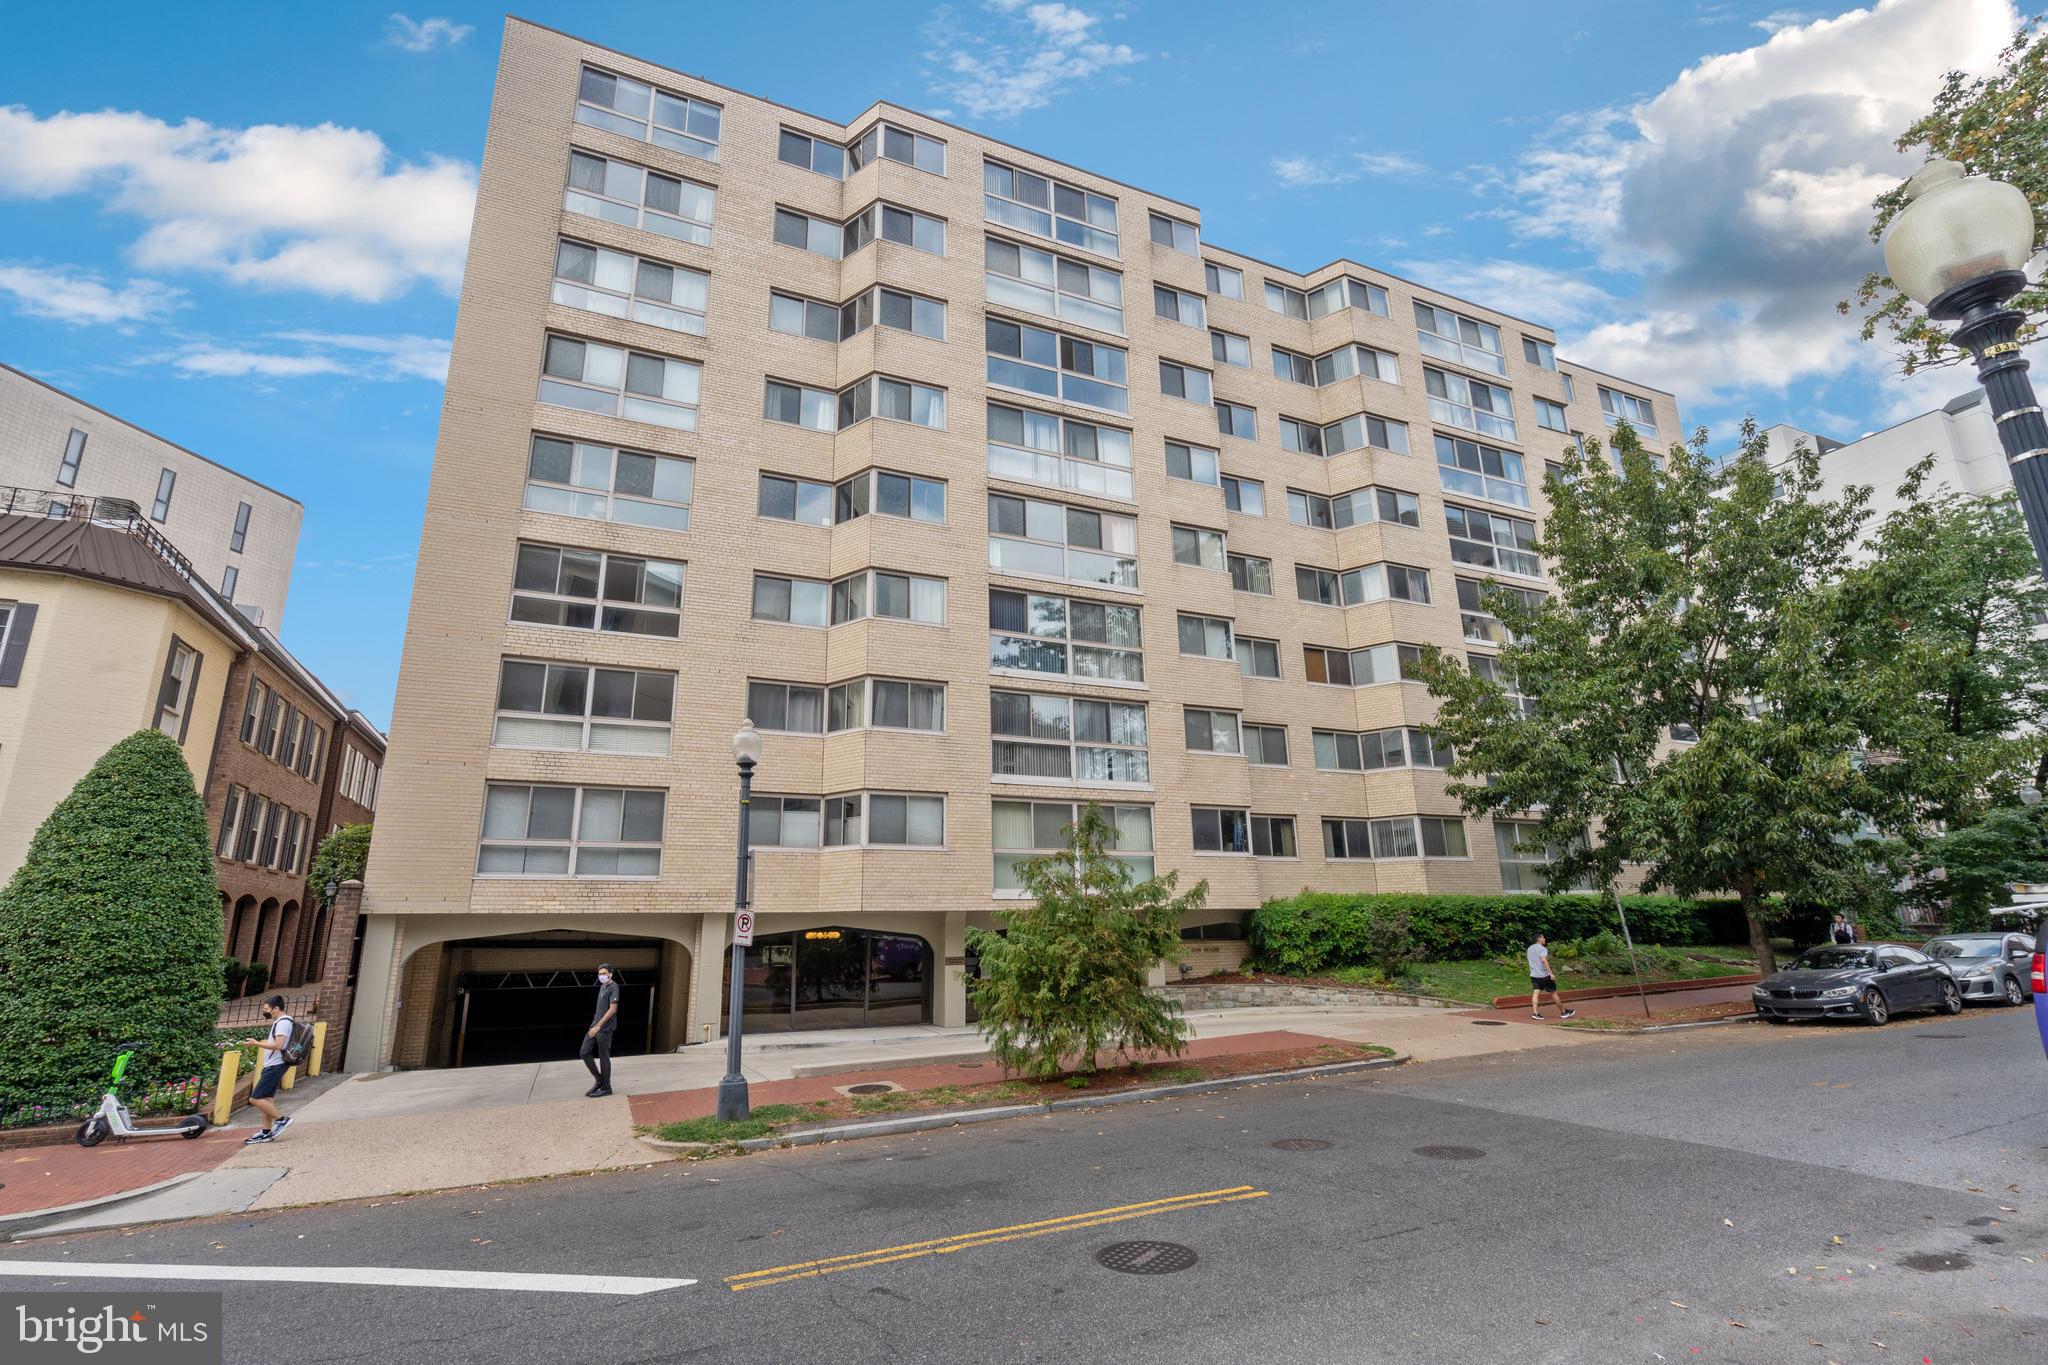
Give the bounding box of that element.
[309,823,371,892]
[0,730,224,1119]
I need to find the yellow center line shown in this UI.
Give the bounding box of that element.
[725,1188,1270,1292]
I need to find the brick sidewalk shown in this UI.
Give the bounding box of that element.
[628,1029,1349,1127]
[0,1128,244,1218]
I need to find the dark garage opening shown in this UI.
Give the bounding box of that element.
[452,966,656,1067]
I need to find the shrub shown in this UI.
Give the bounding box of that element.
[243,961,270,997]
[309,823,371,893]
[0,731,224,1118]
[221,956,248,1000]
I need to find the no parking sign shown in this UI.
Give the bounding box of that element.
[733,910,754,947]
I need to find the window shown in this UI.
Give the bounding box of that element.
[1522,337,1556,370]
[1251,814,1297,858]
[777,127,844,177]
[751,795,823,848]
[1322,411,1408,456]
[1177,613,1233,660]
[256,689,281,754]
[298,724,322,781]
[540,334,700,431]
[575,65,720,161]
[1469,652,1537,716]
[763,379,837,432]
[991,689,1148,783]
[1288,490,1334,530]
[773,206,841,259]
[225,502,252,555]
[1165,440,1219,487]
[823,793,945,847]
[1314,344,1400,387]
[1600,385,1658,431]
[478,784,665,877]
[1536,397,1569,433]
[1243,724,1289,766]
[837,374,947,430]
[1561,372,1576,402]
[216,785,245,857]
[1158,360,1213,406]
[495,659,674,754]
[1304,641,1424,687]
[1436,433,1529,507]
[1191,806,1249,853]
[153,638,198,737]
[985,237,1124,332]
[1272,346,1314,386]
[1314,727,1453,771]
[282,813,307,876]
[983,159,1120,257]
[235,794,268,862]
[749,680,825,734]
[986,401,1134,501]
[988,493,1139,589]
[757,473,831,527]
[565,149,714,245]
[1279,417,1324,458]
[1323,815,1466,860]
[1446,504,1539,577]
[1296,563,1431,608]
[527,436,694,531]
[986,318,1129,413]
[1170,525,1227,572]
[1204,262,1243,299]
[512,543,683,637]
[994,800,1153,891]
[768,290,840,342]
[1236,635,1280,679]
[1215,401,1256,441]
[1669,723,1699,744]
[850,121,946,175]
[278,710,303,770]
[1209,329,1249,367]
[827,678,946,733]
[1458,577,1545,645]
[1183,707,1241,755]
[1425,367,1517,442]
[1349,487,1421,528]
[151,469,175,522]
[221,565,239,599]
[760,571,941,627]
[990,588,1143,682]
[57,429,85,487]
[1149,212,1198,253]
[1495,819,1591,892]
[1227,553,1272,595]
[259,804,285,869]
[838,285,946,341]
[1264,281,1308,319]
[833,469,947,524]
[1154,285,1206,329]
[1221,475,1264,517]
[1414,301,1506,376]
[869,571,944,624]
[553,239,708,335]
[1308,275,1390,319]
[844,201,946,257]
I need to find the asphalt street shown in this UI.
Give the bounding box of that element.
[4,1008,2043,1364]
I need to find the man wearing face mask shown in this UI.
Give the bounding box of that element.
[581,963,621,1097]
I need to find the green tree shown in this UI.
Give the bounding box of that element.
[967,804,1203,1079]
[1842,23,2048,374]
[1896,802,2048,932]
[309,823,372,892]
[0,730,224,1114]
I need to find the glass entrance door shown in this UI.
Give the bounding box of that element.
[726,928,932,1031]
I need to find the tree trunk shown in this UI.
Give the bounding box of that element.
[1740,875,1776,977]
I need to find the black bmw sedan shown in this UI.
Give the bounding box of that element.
[1751,944,1963,1025]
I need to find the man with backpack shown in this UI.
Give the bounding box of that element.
[1831,914,1858,946]
[236,994,305,1144]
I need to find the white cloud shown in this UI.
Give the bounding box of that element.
[158,331,448,383]
[273,330,451,382]
[1351,152,1427,178]
[1392,257,1619,327]
[1498,0,2017,405]
[169,346,350,379]
[0,106,475,303]
[1271,155,1354,189]
[925,2,1142,120]
[1752,9,1818,33]
[0,261,183,327]
[385,13,473,53]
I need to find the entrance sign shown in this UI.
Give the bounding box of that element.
[733,909,755,947]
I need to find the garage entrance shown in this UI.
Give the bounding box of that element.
[432,932,688,1067]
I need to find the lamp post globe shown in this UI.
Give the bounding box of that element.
[717,718,762,1123]
[2022,784,2042,808]
[1881,159,2048,568]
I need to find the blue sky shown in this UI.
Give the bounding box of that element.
[0,0,2021,727]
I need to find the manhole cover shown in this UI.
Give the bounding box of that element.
[1897,1252,1973,1273]
[1095,1240,1198,1275]
[1470,1019,1509,1027]
[1270,1138,1333,1151]
[1413,1145,1486,1160]
[845,1083,895,1095]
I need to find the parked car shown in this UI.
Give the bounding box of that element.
[1922,933,2036,1007]
[1752,944,1961,1025]
[2034,948,2047,1061]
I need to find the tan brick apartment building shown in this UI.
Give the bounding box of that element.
[351,17,1680,1071]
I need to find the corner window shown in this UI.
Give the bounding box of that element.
[986,402,1134,501]
[778,128,845,178]
[1148,211,1199,254]
[989,493,1138,589]
[989,588,1143,683]
[1415,301,1506,376]
[991,689,1148,783]
[986,318,1129,413]
[1203,261,1243,299]
[850,121,946,175]
[511,542,683,638]
[983,158,1120,258]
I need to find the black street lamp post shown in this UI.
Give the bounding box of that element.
[1884,159,2046,567]
[717,719,762,1123]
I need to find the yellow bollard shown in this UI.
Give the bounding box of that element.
[309,1021,328,1077]
[212,1048,240,1127]
[281,1063,296,1090]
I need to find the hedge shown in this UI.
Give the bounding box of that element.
[1245,892,1753,977]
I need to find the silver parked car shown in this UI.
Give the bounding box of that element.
[1923,933,2037,1007]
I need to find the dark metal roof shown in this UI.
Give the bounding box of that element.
[0,507,254,645]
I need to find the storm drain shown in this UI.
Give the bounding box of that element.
[1413,1145,1486,1161]
[1095,1240,1199,1275]
[1270,1138,1333,1151]
[1897,1252,1973,1272]
[832,1081,905,1098]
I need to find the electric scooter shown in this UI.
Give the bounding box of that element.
[74,1041,209,1147]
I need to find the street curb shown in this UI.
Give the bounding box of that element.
[0,1171,207,1240]
[1561,1013,1762,1036]
[703,1051,1410,1153]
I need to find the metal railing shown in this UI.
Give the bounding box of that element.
[0,484,202,587]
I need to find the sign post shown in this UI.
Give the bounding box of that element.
[733,909,754,947]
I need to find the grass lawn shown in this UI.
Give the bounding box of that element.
[1334,945,1758,1007]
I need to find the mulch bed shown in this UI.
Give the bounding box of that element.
[1562,1000,1759,1031]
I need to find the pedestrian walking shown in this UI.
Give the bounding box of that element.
[1830,913,1858,946]
[581,963,620,1097]
[236,995,298,1144]
[1526,934,1576,1021]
